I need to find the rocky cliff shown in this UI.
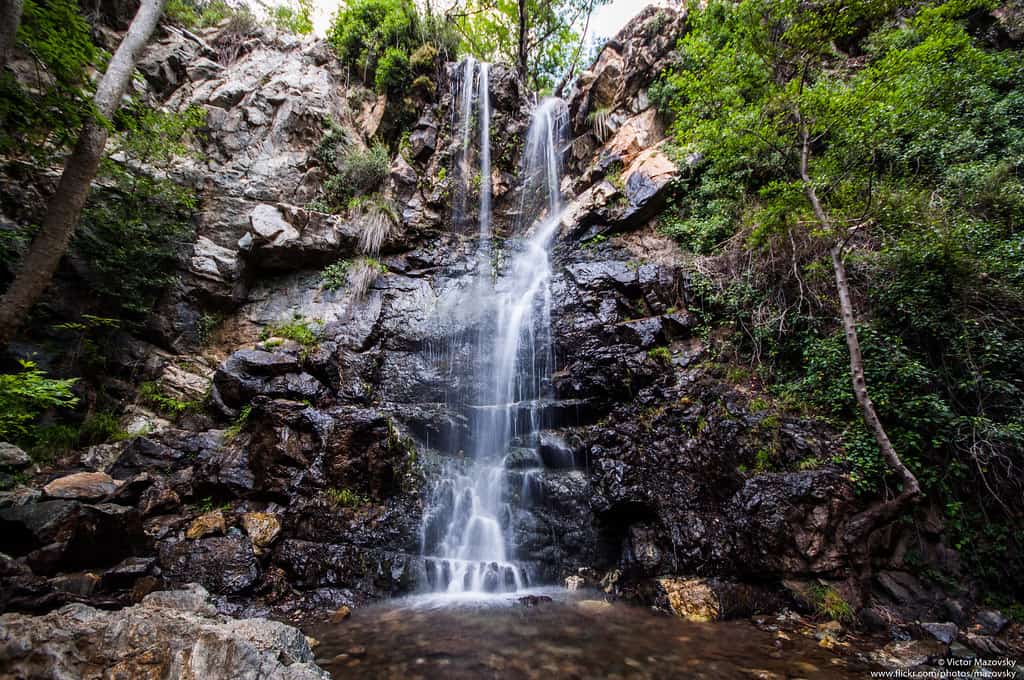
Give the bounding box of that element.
[0,6,1017,666]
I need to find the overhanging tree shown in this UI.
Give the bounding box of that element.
[450,0,605,91]
[0,0,167,347]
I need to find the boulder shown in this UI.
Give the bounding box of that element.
[921,622,958,644]
[0,500,145,575]
[187,510,227,540]
[43,472,120,502]
[241,204,361,271]
[653,577,782,622]
[0,584,328,679]
[159,533,259,595]
[241,512,281,555]
[212,349,326,412]
[0,443,30,468]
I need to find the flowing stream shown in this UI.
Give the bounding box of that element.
[419,63,569,595]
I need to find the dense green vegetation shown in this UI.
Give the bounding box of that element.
[327,0,457,94]
[654,0,1023,591]
[452,0,609,91]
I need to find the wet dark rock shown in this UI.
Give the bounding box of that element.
[652,577,785,622]
[109,437,191,479]
[212,349,326,413]
[921,622,958,644]
[241,203,361,271]
[271,540,419,601]
[158,533,259,595]
[0,501,146,576]
[974,608,1010,635]
[518,594,553,607]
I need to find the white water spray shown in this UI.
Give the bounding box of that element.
[421,81,569,594]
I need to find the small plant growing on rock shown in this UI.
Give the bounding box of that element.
[138,381,202,417]
[321,260,352,291]
[811,585,854,624]
[326,487,369,507]
[260,316,319,348]
[348,258,388,300]
[647,346,672,366]
[223,404,252,441]
[350,196,399,255]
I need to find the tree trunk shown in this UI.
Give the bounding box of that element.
[798,125,921,550]
[0,0,166,348]
[553,0,595,99]
[516,0,528,83]
[0,0,23,72]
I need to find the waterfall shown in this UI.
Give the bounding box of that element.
[420,63,569,595]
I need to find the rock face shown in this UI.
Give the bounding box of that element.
[0,583,328,679]
[0,5,902,631]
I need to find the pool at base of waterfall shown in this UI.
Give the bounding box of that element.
[307,588,875,679]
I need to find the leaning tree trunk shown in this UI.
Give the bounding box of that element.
[0,0,23,72]
[0,0,166,348]
[516,0,528,83]
[798,125,921,569]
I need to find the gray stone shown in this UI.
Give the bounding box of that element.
[974,608,1010,635]
[921,622,958,644]
[0,585,328,679]
[0,443,30,468]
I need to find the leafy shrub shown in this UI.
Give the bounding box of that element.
[138,382,202,417]
[0,362,78,442]
[164,0,246,28]
[647,346,671,366]
[1,0,97,155]
[374,47,410,94]
[321,260,351,291]
[317,143,390,212]
[328,0,456,93]
[224,404,252,440]
[268,0,313,34]
[409,43,438,73]
[74,106,204,321]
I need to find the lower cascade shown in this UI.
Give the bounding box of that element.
[419,76,569,595]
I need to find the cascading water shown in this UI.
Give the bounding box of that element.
[420,61,569,595]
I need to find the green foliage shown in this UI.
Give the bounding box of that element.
[326,487,369,507]
[374,47,410,94]
[224,404,252,440]
[316,142,391,213]
[321,260,352,291]
[647,346,672,366]
[454,0,610,92]
[139,382,203,417]
[0,0,98,156]
[655,0,1024,592]
[268,0,314,34]
[260,316,319,347]
[328,0,457,93]
[0,361,78,443]
[811,585,854,623]
[72,105,204,320]
[164,0,250,28]
[409,43,438,73]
